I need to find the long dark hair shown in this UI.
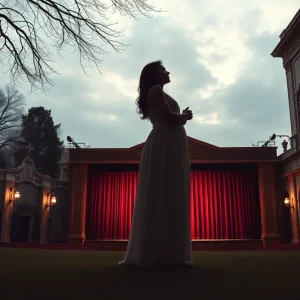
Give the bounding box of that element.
[135,60,163,120]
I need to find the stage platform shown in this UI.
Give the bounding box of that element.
[1,240,300,251]
[84,239,263,251]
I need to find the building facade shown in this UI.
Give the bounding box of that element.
[271,9,300,244]
[0,150,69,244]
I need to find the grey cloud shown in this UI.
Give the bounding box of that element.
[23,73,152,148]
[102,16,217,91]
[223,31,289,128]
[186,30,290,150]
[0,9,292,153]
[32,15,219,148]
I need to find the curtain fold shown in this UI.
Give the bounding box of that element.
[86,170,261,240]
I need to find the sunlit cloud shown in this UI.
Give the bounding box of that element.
[84,111,119,123]
[195,113,222,125]
[196,84,223,99]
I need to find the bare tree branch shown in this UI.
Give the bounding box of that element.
[0,0,160,91]
[0,84,25,150]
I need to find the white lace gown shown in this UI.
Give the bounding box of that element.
[119,95,192,267]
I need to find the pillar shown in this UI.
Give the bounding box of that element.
[67,163,88,247]
[1,178,15,242]
[40,182,51,244]
[257,163,280,246]
[287,174,300,243]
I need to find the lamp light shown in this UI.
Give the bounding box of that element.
[46,192,57,208]
[9,186,21,203]
[284,197,294,209]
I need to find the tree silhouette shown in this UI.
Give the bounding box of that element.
[0,0,158,90]
[0,85,25,151]
[14,106,64,177]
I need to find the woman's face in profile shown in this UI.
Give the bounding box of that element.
[157,65,170,85]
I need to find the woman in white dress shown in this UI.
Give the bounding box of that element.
[119,60,193,268]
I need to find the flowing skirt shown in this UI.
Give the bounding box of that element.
[119,124,192,268]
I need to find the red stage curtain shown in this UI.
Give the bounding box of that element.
[86,171,138,239]
[86,170,260,240]
[190,171,260,239]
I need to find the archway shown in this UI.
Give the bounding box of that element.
[10,202,40,243]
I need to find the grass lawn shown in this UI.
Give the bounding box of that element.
[0,248,300,300]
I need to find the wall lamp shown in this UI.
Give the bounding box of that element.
[284,197,294,209]
[46,192,57,208]
[9,186,21,203]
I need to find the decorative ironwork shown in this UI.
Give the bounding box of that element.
[253,134,276,147]
[252,141,276,147]
[50,180,68,189]
[0,153,68,190]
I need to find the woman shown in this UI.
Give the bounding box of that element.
[119,60,193,268]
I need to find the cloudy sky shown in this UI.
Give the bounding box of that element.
[1,1,299,154]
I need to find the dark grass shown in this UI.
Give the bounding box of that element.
[1,248,300,300]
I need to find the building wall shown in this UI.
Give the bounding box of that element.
[294,52,300,85]
[292,50,300,149]
[0,174,68,244]
[48,188,69,244]
[0,181,5,211]
[15,182,42,214]
[0,181,3,240]
[286,69,298,138]
[284,48,300,150]
[280,48,300,242]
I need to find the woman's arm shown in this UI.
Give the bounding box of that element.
[148,85,188,125]
[180,117,187,125]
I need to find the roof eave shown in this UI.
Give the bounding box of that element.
[271,9,300,58]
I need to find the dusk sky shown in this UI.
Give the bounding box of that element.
[1,1,299,154]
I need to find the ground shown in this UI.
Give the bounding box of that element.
[0,248,300,300]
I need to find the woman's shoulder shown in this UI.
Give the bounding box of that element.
[148,86,171,100]
[149,85,163,95]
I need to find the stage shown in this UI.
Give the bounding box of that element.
[1,240,300,251]
[84,239,263,251]
[68,137,282,249]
